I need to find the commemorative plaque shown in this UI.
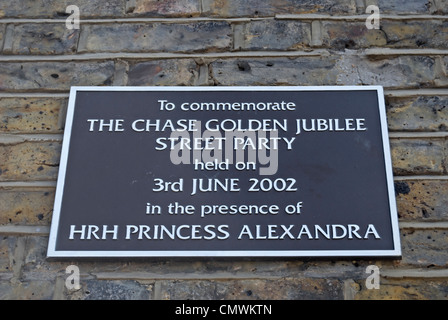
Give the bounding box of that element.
[47,86,401,258]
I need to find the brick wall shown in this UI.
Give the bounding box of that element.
[0,0,447,300]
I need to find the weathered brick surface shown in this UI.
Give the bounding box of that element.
[378,0,435,14]
[335,55,439,88]
[0,62,115,92]
[400,228,448,267]
[380,20,448,49]
[127,0,200,17]
[0,0,443,19]
[6,19,446,55]
[386,96,448,132]
[390,138,447,175]
[321,20,448,50]
[354,278,448,300]
[433,0,448,14]
[0,0,125,18]
[0,56,444,93]
[203,0,357,17]
[0,188,54,225]
[0,237,11,272]
[241,20,311,50]
[210,55,440,88]
[211,57,340,86]
[0,97,65,134]
[0,280,56,300]
[69,280,152,300]
[0,24,5,51]
[5,24,79,55]
[443,56,448,80]
[395,180,448,221]
[78,22,232,53]
[127,59,199,86]
[0,141,61,181]
[320,21,387,50]
[157,278,343,300]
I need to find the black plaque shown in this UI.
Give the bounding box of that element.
[47,86,401,258]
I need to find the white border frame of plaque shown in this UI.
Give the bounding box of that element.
[47,86,401,258]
